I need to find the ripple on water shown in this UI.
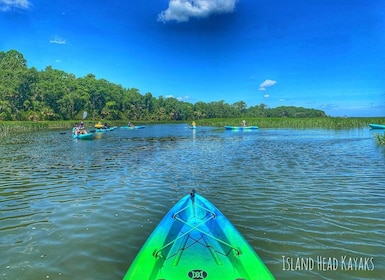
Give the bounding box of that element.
[0,127,384,279]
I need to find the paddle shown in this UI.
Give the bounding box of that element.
[80,111,90,134]
[61,111,88,134]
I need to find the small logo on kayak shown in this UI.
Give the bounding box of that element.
[188,269,208,279]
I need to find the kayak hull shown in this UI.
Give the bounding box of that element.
[123,193,274,280]
[224,125,259,130]
[94,127,116,132]
[72,133,94,140]
[120,126,145,129]
[369,123,385,129]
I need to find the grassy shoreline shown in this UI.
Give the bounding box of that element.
[198,117,385,129]
[1,117,384,135]
[0,120,173,136]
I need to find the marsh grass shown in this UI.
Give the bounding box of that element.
[196,117,385,146]
[1,118,385,143]
[0,121,73,137]
[198,117,385,129]
[0,122,47,137]
[375,132,385,145]
[0,120,148,137]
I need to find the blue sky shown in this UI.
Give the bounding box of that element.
[1,0,384,117]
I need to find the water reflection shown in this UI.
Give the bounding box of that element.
[0,125,384,279]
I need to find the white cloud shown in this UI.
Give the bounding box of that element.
[258,79,277,91]
[158,0,238,23]
[177,95,190,101]
[0,0,30,12]
[165,94,190,101]
[50,36,67,45]
[263,94,270,98]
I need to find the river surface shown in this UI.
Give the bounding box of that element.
[1,124,384,280]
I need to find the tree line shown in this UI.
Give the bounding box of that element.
[0,50,326,121]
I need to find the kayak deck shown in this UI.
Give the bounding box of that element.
[155,203,244,279]
[123,192,274,280]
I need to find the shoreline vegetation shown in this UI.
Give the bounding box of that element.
[1,50,327,123]
[1,118,384,145]
[1,50,384,144]
[376,132,385,145]
[1,117,384,132]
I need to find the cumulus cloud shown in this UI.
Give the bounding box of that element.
[50,36,67,45]
[258,79,277,91]
[158,0,238,23]
[165,94,190,101]
[0,0,31,12]
[178,95,190,101]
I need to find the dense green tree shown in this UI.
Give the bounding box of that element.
[193,101,208,120]
[0,49,327,121]
[0,49,27,70]
[0,50,29,119]
[232,101,247,117]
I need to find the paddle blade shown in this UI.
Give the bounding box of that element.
[82,111,87,119]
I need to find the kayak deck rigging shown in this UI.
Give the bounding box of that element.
[122,191,275,279]
[153,200,241,264]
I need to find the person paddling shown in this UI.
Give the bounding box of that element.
[72,123,80,135]
[79,122,87,134]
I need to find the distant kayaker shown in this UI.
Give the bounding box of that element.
[191,121,196,127]
[103,123,108,129]
[95,121,103,128]
[73,123,80,135]
[79,122,87,134]
[128,122,134,127]
[242,120,247,127]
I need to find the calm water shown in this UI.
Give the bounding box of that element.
[1,124,384,280]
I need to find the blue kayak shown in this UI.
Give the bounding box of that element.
[93,126,117,132]
[224,125,259,130]
[369,124,385,129]
[120,126,145,129]
[72,133,94,140]
[123,191,274,280]
[72,127,94,140]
